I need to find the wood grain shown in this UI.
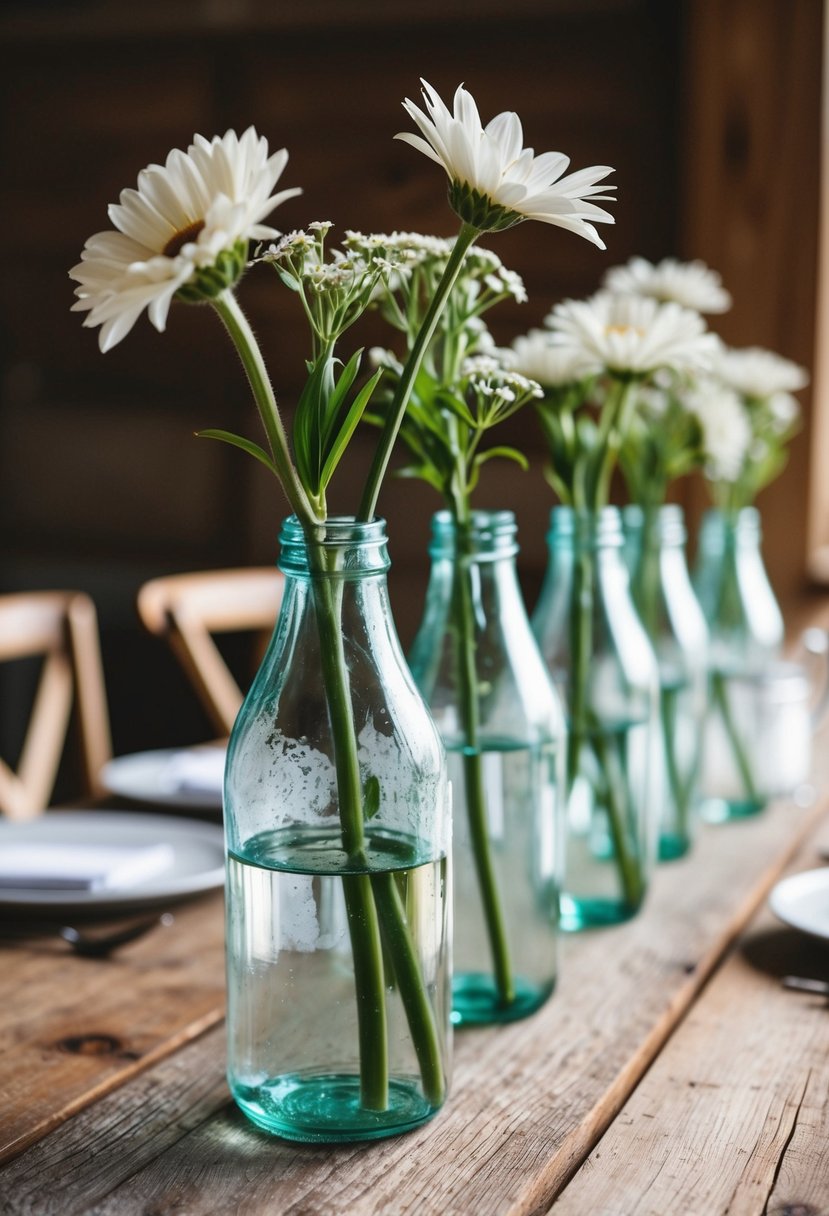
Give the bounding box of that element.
[550,847,829,1215]
[0,890,225,1166]
[3,793,826,1215]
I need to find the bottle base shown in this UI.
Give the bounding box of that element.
[700,796,766,824]
[231,1073,441,1143]
[658,833,692,862]
[451,972,554,1026]
[559,894,643,931]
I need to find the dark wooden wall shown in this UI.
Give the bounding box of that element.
[0,0,820,761]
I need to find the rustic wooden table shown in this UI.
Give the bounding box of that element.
[2,787,829,1214]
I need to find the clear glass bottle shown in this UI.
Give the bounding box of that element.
[224,516,451,1143]
[692,506,785,821]
[408,510,564,1026]
[624,505,709,860]
[533,506,659,930]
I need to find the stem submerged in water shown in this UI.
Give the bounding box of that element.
[309,536,446,1111]
[568,526,644,910]
[451,527,514,1005]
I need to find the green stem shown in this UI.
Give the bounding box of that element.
[310,553,388,1109]
[589,713,645,906]
[211,290,318,526]
[451,524,514,1005]
[711,670,760,803]
[566,546,593,798]
[358,223,479,522]
[593,376,638,509]
[568,530,643,908]
[659,684,691,841]
[371,873,446,1105]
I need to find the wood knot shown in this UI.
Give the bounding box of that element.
[57,1033,122,1056]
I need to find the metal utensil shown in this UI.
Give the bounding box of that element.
[782,975,829,997]
[59,912,174,958]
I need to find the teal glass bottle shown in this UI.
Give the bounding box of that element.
[533,507,659,930]
[408,510,565,1026]
[624,505,709,860]
[224,517,451,1143]
[692,507,785,821]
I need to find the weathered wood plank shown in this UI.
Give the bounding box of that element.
[550,841,829,1215]
[0,891,225,1165]
[3,793,826,1216]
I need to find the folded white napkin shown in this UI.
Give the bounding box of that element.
[0,842,175,891]
[163,748,226,795]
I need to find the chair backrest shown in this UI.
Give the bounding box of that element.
[0,591,112,819]
[137,568,284,736]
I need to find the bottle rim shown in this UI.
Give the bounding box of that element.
[277,515,391,577]
[547,505,624,548]
[429,509,519,560]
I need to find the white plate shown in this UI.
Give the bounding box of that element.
[769,867,829,942]
[100,746,225,811]
[0,811,225,911]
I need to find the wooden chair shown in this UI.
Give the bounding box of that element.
[137,568,284,737]
[0,591,112,820]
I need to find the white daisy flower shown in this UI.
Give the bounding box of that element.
[545,291,718,377]
[603,255,732,313]
[688,382,752,482]
[508,328,588,387]
[70,127,301,351]
[713,345,809,399]
[396,79,615,244]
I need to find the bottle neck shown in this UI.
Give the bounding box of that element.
[428,509,519,564]
[623,503,687,551]
[277,515,391,579]
[547,505,625,554]
[698,506,762,557]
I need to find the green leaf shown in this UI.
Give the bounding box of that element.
[363,774,381,820]
[438,389,477,429]
[321,349,362,453]
[196,429,278,476]
[473,445,530,472]
[319,367,384,490]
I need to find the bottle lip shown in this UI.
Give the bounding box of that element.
[429,509,519,559]
[547,505,624,548]
[622,503,687,546]
[278,515,390,576]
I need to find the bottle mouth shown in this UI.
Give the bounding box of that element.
[429,509,518,560]
[278,515,390,576]
[547,505,624,548]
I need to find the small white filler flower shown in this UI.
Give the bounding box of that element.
[603,255,732,314]
[545,291,719,377]
[396,79,615,244]
[70,127,301,351]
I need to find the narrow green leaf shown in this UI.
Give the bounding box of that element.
[196,429,278,475]
[473,445,530,472]
[319,367,384,490]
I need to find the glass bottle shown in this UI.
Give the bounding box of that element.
[224,516,451,1143]
[624,505,709,860]
[533,506,659,930]
[408,510,564,1026]
[692,506,785,821]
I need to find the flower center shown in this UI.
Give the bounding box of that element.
[163,220,205,258]
[605,324,646,338]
